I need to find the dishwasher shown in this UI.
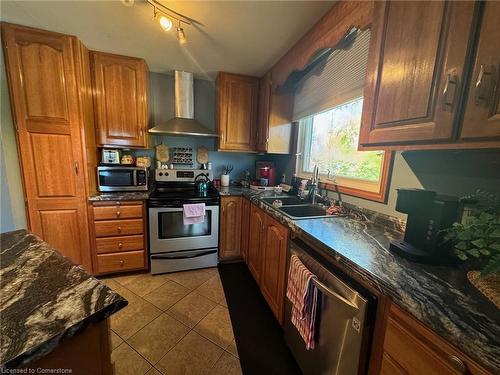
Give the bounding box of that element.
[284,239,376,375]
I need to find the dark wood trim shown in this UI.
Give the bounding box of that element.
[272,1,373,88]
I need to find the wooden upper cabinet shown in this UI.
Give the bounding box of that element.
[247,203,266,283]
[91,51,149,148]
[219,196,242,261]
[260,214,288,324]
[461,1,500,141]
[2,23,93,272]
[256,72,271,152]
[359,1,476,147]
[216,72,259,152]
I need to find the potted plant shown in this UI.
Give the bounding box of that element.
[442,191,500,307]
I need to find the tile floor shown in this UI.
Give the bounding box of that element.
[101,267,242,375]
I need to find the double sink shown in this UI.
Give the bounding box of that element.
[260,196,342,220]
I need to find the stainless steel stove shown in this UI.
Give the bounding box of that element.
[148,169,219,274]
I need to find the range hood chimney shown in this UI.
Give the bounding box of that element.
[149,70,218,137]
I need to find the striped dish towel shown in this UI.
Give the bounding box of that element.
[286,254,319,350]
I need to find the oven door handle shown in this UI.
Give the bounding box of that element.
[151,250,217,260]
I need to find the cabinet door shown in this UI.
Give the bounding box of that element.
[240,197,251,263]
[260,214,288,324]
[92,51,148,148]
[461,1,500,140]
[217,72,258,151]
[267,83,294,154]
[2,23,92,271]
[359,1,476,146]
[247,204,265,282]
[256,72,271,152]
[219,196,242,260]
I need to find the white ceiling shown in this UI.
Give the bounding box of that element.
[0,0,334,79]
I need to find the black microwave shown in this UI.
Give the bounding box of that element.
[97,166,150,192]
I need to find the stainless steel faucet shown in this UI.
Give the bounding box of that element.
[309,165,322,205]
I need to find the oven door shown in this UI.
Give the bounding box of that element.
[149,206,219,253]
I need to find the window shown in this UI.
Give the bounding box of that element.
[297,98,392,202]
[293,28,392,202]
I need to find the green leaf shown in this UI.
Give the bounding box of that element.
[454,250,468,261]
[489,243,500,251]
[455,241,468,250]
[480,254,500,277]
[467,248,480,258]
[479,212,495,222]
[471,238,487,248]
[479,248,491,256]
[490,228,500,238]
[457,230,473,241]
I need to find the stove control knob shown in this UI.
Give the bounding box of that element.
[165,172,169,176]
[159,172,163,176]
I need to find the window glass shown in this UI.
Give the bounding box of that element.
[301,97,383,182]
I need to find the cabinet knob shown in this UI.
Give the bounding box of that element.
[448,355,466,374]
[119,260,124,266]
[118,242,123,249]
[116,211,121,217]
[117,226,122,233]
[474,64,495,107]
[115,202,121,206]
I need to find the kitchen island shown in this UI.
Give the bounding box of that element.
[0,230,127,372]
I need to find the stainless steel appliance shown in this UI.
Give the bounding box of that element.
[285,239,374,375]
[101,149,121,164]
[97,166,150,192]
[148,169,219,274]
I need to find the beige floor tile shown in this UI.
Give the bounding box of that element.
[100,277,125,292]
[194,305,234,349]
[225,339,238,358]
[110,330,124,350]
[195,274,225,303]
[144,281,190,311]
[111,272,145,286]
[208,352,242,375]
[128,313,190,364]
[145,368,162,375]
[219,295,228,308]
[168,291,217,328]
[156,331,223,375]
[110,287,162,339]
[121,273,172,297]
[167,269,215,290]
[202,267,219,278]
[111,343,152,375]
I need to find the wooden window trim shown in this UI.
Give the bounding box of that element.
[297,151,394,203]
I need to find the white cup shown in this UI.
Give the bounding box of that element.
[221,174,230,187]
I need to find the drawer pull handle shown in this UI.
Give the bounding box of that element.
[118,243,123,249]
[119,260,124,266]
[117,226,122,233]
[115,202,121,206]
[448,355,466,374]
[116,211,121,217]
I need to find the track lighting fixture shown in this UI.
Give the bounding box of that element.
[146,0,195,45]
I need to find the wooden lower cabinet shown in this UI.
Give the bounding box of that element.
[89,200,148,275]
[247,203,288,324]
[240,197,251,262]
[379,303,490,375]
[219,196,243,261]
[260,213,288,324]
[247,204,266,283]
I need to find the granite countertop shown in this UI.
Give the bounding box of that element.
[223,186,500,373]
[0,230,127,368]
[88,188,153,201]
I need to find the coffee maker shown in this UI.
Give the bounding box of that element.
[390,189,459,264]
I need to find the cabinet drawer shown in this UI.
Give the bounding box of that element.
[93,204,143,221]
[95,235,144,254]
[384,317,458,375]
[97,251,145,274]
[94,219,143,237]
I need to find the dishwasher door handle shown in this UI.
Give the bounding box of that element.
[313,278,359,315]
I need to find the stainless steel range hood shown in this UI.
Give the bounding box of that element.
[149,70,218,137]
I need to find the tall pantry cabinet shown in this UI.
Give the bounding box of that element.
[1,23,96,272]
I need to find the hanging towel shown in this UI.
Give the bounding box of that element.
[183,203,206,225]
[286,254,319,350]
